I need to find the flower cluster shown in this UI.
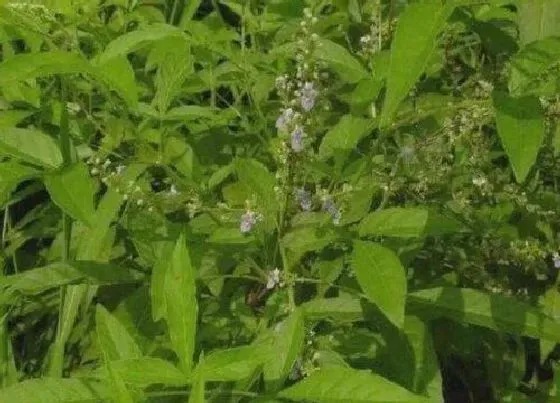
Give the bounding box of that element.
[274,7,323,156]
[322,196,341,225]
[239,202,263,234]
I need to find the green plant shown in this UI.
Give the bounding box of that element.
[0,0,560,402]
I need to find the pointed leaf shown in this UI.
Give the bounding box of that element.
[98,24,183,64]
[380,1,453,127]
[95,305,142,361]
[104,358,187,386]
[319,115,372,159]
[278,366,428,402]
[359,208,428,238]
[493,92,545,183]
[197,345,264,382]
[315,38,368,84]
[0,128,62,169]
[0,378,108,402]
[263,309,305,391]
[352,241,407,328]
[44,162,97,227]
[0,161,40,207]
[300,294,364,323]
[164,234,198,374]
[0,261,140,295]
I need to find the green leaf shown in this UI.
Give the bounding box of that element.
[197,345,264,382]
[518,0,560,45]
[0,128,62,169]
[44,162,97,227]
[235,158,279,218]
[281,226,338,264]
[493,92,545,183]
[49,165,146,376]
[150,241,174,322]
[153,36,193,113]
[378,316,443,400]
[95,305,142,361]
[352,241,407,328]
[207,228,255,244]
[0,52,92,84]
[0,261,140,295]
[94,56,137,109]
[102,358,188,387]
[278,366,428,402]
[263,309,305,391]
[105,361,135,403]
[300,293,364,323]
[359,208,428,238]
[509,37,560,96]
[0,378,108,402]
[315,38,368,84]
[164,234,198,375]
[98,24,183,64]
[0,161,39,207]
[188,363,205,403]
[380,1,453,127]
[0,109,34,128]
[318,115,372,159]
[408,287,560,342]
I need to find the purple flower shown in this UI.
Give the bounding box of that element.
[276,108,294,132]
[323,197,341,225]
[291,127,305,153]
[300,82,318,112]
[240,211,258,233]
[296,188,312,211]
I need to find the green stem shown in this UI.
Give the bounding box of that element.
[51,79,73,378]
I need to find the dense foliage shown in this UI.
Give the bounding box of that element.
[0,0,560,401]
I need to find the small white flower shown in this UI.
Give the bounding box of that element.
[169,184,179,196]
[472,176,487,187]
[266,268,281,289]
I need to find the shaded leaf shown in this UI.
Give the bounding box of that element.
[408,287,560,342]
